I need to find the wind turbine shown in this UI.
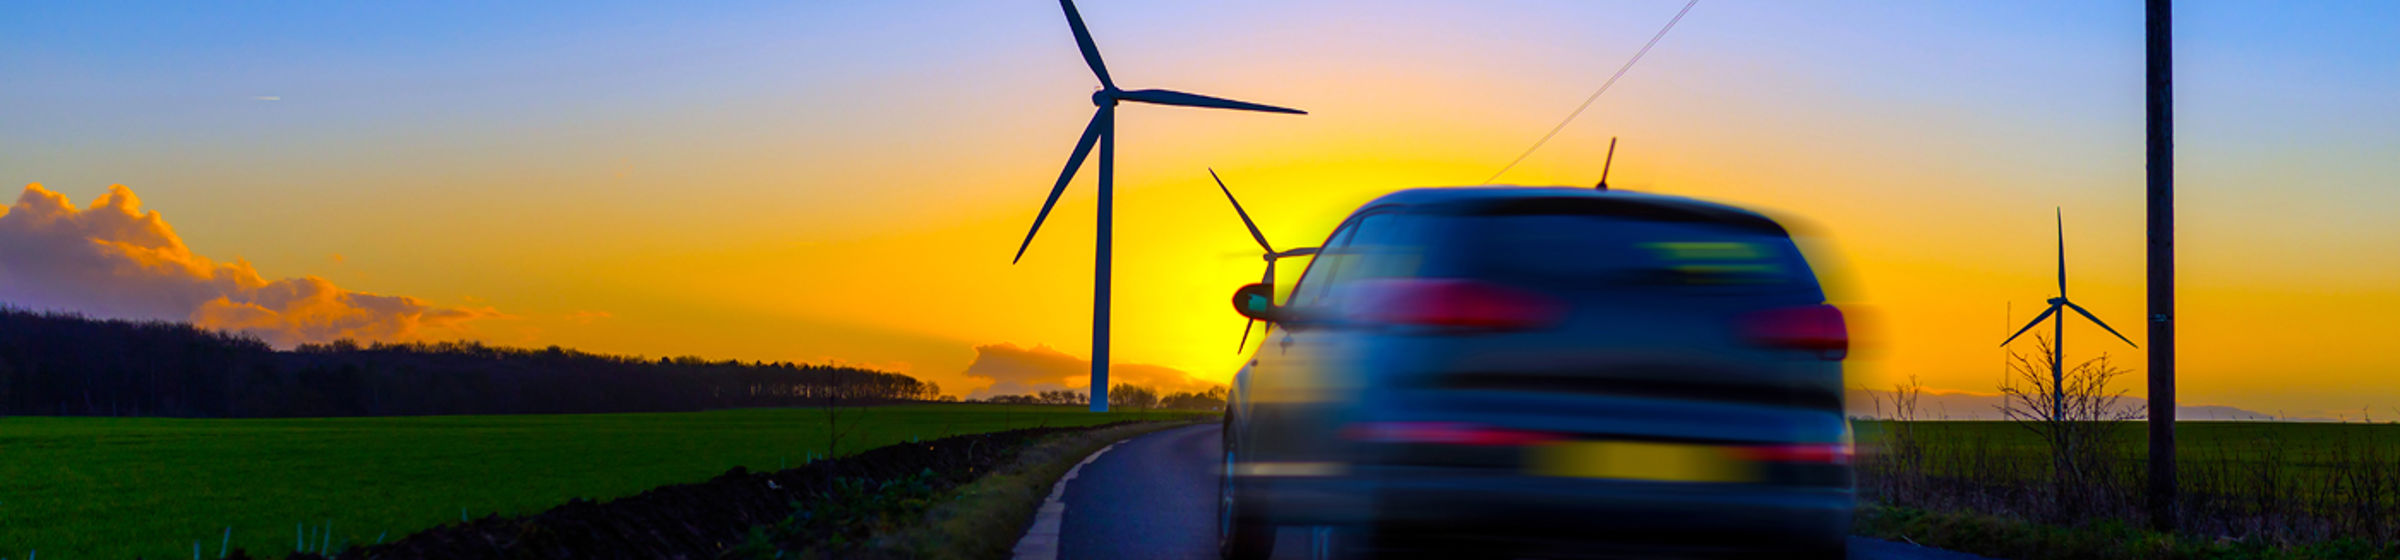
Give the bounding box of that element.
[2000,209,2138,421]
[1012,0,1306,412]
[1209,168,1316,353]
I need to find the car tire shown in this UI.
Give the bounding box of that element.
[1792,539,1847,560]
[1219,425,1273,560]
[1220,510,1273,560]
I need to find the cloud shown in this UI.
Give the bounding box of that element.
[0,183,504,347]
[959,342,1223,398]
[253,96,281,101]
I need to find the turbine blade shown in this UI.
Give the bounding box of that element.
[1014,109,1107,263]
[1237,319,1255,353]
[1275,247,1319,258]
[1210,168,1276,253]
[1116,89,1305,114]
[2064,301,2139,348]
[1999,305,2060,347]
[1057,0,1114,89]
[2056,208,2067,298]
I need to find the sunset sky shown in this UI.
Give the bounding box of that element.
[5,1,2396,415]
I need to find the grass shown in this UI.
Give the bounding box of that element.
[0,404,1209,560]
[1857,419,2400,553]
[1857,505,2400,560]
[1854,420,2400,487]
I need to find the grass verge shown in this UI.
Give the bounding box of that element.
[1856,505,2400,560]
[855,419,1205,559]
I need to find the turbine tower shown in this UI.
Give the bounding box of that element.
[1209,168,1316,353]
[2000,209,2138,421]
[1013,0,1305,412]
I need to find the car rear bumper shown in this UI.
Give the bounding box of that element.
[1243,468,1852,551]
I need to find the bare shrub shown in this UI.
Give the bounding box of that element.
[1859,375,1947,510]
[1994,334,2141,522]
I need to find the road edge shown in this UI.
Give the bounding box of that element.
[1009,437,1128,560]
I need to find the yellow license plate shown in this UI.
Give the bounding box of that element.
[1527,441,1755,483]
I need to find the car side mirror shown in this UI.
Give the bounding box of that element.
[1231,283,1279,322]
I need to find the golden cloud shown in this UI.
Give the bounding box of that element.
[959,342,1223,398]
[0,183,504,347]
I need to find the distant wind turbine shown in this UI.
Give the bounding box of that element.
[1012,0,1306,412]
[1209,169,1316,353]
[2000,209,2138,421]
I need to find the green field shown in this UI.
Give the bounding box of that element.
[1854,420,2400,487]
[1854,420,2400,551]
[0,405,1207,560]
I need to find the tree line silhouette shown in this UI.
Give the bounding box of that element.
[972,384,1226,410]
[0,308,940,417]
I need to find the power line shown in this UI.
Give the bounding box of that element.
[1480,0,1699,185]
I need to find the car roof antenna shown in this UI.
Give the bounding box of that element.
[1594,137,1618,191]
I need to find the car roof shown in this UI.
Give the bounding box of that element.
[1360,186,1743,212]
[1355,186,1783,229]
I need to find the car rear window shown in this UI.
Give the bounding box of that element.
[1287,211,1437,307]
[1460,214,1817,291]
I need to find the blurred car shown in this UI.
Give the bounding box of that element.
[1219,187,1853,559]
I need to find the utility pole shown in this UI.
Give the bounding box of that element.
[2144,0,2178,530]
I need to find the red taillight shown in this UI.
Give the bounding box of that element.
[1740,304,1848,358]
[1735,443,1852,465]
[1345,279,1565,330]
[1342,422,1564,447]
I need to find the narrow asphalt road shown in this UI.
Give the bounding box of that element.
[1050,423,1988,560]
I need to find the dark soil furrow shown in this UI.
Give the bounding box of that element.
[244,423,1119,560]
